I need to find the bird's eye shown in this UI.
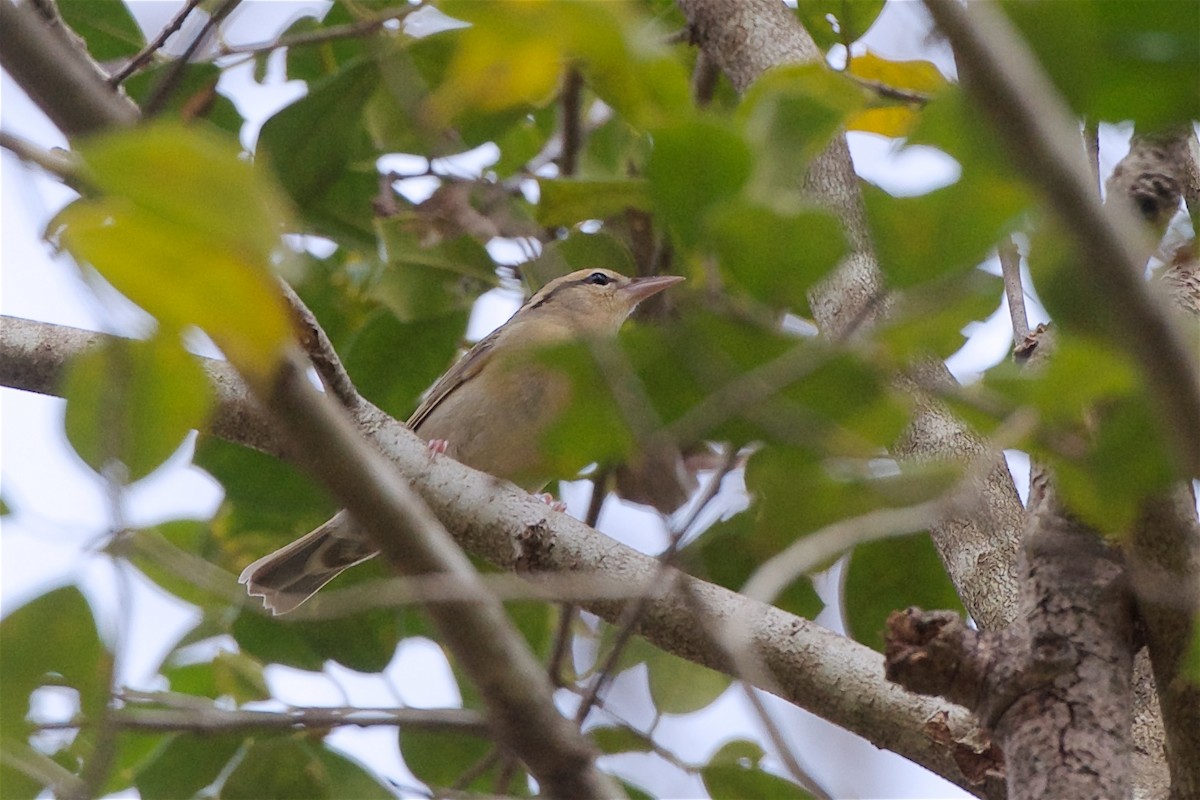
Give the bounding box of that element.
[585,272,610,286]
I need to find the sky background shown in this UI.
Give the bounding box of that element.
[3,2,1144,797]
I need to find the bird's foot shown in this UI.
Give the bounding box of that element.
[426,438,450,457]
[535,492,567,513]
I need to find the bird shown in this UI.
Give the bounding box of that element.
[240,268,684,614]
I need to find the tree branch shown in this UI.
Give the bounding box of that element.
[0,314,997,797]
[0,0,138,137]
[41,704,489,736]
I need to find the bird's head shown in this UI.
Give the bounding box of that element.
[520,268,684,335]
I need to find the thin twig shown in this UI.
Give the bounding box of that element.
[0,131,83,188]
[39,705,489,735]
[109,0,205,86]
[559,66,584,178]
[216,3,424,58]
[998,236,1029,344]
[691,50,721,107]
[548,472,608,686]
[277,279,361,410]
[143,0,241,116]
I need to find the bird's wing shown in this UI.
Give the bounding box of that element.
[406,324,504,433]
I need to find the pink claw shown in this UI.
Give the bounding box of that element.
[536,492,567,513]
[426,438,450,456]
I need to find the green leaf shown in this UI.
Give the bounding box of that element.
[536,178,651,227]
[590,725,655,755]
[868,90,1031,287]
[880,271,1002,362]
[693,513,825,620]
[0,586,108,744]
[708,202,845,312]
[702,763,815,800]
[220,738,394,799]
[524,232,637,290]
[135,733,244,800]
[59,0,144,61]
[1004,0,1199,129]
[57,123,294,380]
[62,334,212,482]
[371,225,496,322]
[647,118,753,247]
[258,58,380,210]
[398,724,493,791]
[845,533,965,652]
[230,600,404,674]
[702,739,814,799]
[794,0,887,50]
[165,651,269,704]
[738,64,865,194]
[645,644,730,714]
[123,62,244,134]
[343,309,468,419]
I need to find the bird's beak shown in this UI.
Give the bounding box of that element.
[620,274,685,306]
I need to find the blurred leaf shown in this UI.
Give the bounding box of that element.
[579,116,650,179]
[494,105,557,176]
[526,232,638,289]
[0,586,108,744]
[794,0,886,50]
[57,124,293,380]
[845,51,948,137]
[693,512,825,620]
[62,334,211,482]
[59,0,143,61]
[124,62,243,133]
[1184,621,1200,685]
[102,732,164,797]
[398,724,492,791]
[702,763,814,800]
[881,271,1003,362]
[165,651,269,704]
[845,533,965,652]
[738,64,864,194]
[645,643,730,714]
[136,733,244,800]
[1053,392,1178,532]
[343,309,468,419]
[507,601,555,660]
[707,202,845,313]
[1004,0,1199,129]
[647,118,753,247]
[258,58,379,211]
[220,738,393,799]
[535,341,636,478]
[282,6,365,83]
[591,725,655,755]
[372,223,496,321]
[536,178,651,227]
[230,600,403,674]
[194,437,331,542]
[869,90,1031,287]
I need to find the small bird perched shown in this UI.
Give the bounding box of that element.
[240,268,684,614]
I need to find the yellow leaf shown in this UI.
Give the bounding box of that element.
[847,51,948,94]
[847,106,920,137]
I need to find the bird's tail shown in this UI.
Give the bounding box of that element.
[239,511,377,615]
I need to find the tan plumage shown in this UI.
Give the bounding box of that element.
[240,268,684,613]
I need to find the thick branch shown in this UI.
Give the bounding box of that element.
[0,315,998,797]
[0,1,138,137]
